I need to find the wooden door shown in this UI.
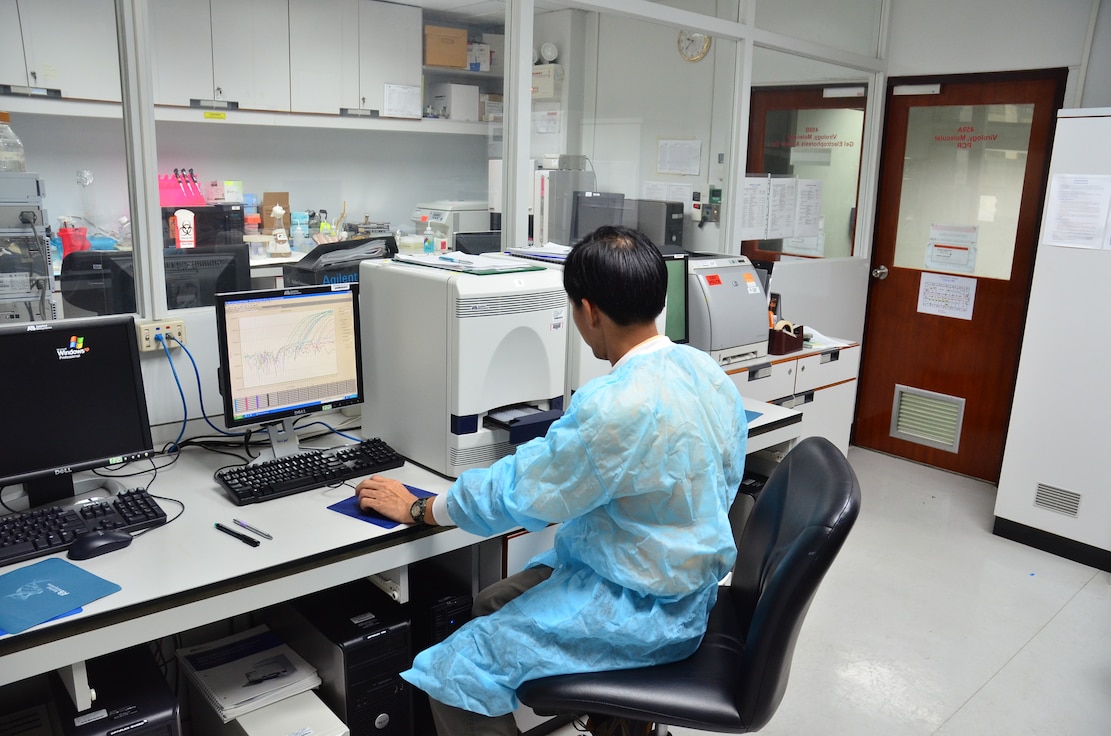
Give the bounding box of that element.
[853,71,1065,481]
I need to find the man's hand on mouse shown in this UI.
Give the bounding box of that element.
[355,476,418,524]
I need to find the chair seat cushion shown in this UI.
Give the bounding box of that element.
[518,592,749,731]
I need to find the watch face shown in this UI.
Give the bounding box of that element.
[678,30,711,62]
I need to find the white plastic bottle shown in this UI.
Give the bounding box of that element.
[0,111,26,172]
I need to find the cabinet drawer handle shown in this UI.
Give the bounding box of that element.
[747,363,772,381]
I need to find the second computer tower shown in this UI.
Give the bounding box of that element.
[634,199,685,249]
[268,581,412,736]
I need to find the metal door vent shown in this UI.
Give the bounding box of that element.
[1033,483,1081,518]
[889,385,965,453]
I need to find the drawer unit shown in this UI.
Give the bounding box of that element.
[796,345,860,393]
[726,341,860,456]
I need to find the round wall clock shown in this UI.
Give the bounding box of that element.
[678,30,711,62]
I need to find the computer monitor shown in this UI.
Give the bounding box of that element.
[661,253,689,344]
[59,245,251,315]
[164,244,251,309]
[570,191,626,242]
[0,315,155,509]
[214,283,363,460]
[454,231,502,254]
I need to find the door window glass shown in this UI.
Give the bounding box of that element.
[894,104,1034,280]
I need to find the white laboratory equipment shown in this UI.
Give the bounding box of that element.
[411,200,489,250]
[360,259,567,477]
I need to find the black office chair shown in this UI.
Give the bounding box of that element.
[517,436,861,735]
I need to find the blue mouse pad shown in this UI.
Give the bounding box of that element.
[328,485,437,529]
[0,558,120,635]
[0,607,82,636]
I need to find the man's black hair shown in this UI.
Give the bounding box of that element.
[563,225,667,326]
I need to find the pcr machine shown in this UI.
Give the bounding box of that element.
[360,260,567,477]
[687,255,769,366]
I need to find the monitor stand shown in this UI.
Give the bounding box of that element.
[24,474,128,511]
[254,417,303,464]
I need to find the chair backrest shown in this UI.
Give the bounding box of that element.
[726,436,861,731]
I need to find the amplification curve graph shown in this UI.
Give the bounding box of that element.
[239,309,337,389]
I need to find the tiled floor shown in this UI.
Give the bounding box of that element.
[549,447,1111,736]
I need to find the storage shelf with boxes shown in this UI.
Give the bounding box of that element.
[424,22,504,121]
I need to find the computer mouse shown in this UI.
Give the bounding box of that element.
[67,529,134,560]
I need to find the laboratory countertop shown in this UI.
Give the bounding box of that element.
[0,397,799,688]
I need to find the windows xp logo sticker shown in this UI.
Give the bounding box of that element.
[56,335,90,360]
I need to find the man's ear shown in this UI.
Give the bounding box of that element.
[579,298,603,328]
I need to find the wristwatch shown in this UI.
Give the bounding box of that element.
[409,496,428,524]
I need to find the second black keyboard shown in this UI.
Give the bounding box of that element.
[214,437,405,506]
[0,488,168,568]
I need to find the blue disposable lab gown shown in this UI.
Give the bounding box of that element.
[403,339,748,716]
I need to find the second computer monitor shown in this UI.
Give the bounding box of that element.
[214,283,363,458]
[661,253,689,344]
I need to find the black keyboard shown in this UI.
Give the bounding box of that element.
[0,488,168,568]
[214,437,405,506]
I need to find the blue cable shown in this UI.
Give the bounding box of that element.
[167,334,245,437]
[296,420,361,443]
[158,334,188,452]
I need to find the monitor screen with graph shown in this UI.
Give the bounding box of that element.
[214,283,363,431]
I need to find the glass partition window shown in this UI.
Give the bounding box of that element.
[532,7,738,253]
[754,0,884,57]
[744,47,870,261]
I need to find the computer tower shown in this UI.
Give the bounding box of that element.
[51,645,180,736]
[268,580,413,736]
[634,199,684,248]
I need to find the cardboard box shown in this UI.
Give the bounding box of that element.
[261,192,290,233]
[480,93,503,123]
[531,64,564,101]
[429,83,480,122]
[467,42,491,71]
[424,25,467,68]
[205,179,244,203]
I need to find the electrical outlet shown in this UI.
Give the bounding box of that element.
[137,319,186,352]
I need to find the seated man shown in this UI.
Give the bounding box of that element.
[357,225,748,736]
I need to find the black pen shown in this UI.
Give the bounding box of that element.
[215,522,260,547]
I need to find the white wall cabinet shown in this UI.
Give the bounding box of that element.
[152,0,291,112]
[289,0,360,113]
[359,1,422,115]
[211,0,290,112]
[727,342,860,455]
[288,0,421,116]
[150,0,215,106]
[0,0,120,102]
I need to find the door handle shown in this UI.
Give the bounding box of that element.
[871,265,889,280]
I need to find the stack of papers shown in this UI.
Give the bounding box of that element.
[176,624,321,723]
[394,252,543,273]
[506,243,572,262]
